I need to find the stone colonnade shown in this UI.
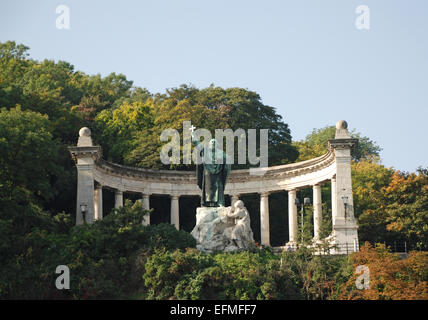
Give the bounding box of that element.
[69,120,359,254]
[100,187,181,229]
[85,184,337,249]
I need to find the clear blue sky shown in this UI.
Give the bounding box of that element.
[1,0,427,172]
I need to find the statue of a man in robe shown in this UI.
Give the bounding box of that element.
[191,128,231,207]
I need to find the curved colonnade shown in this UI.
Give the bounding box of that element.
[69,121,359,254]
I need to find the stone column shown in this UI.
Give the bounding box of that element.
[328,120,359,253]
[94,185,103,220]
[142,193,150,226]
[331,176,337,226]
[115,190,123,209]
[287,189,298,247]
[260,192,270,246]
[231,194,240,206]
[170,195,180,230]
[68,127,101,226]
[313,184,322,241]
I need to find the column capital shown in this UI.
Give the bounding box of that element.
[327,138,358,151]
[171,194,180,200]
[68,145,102,164]
[260,191,270,197]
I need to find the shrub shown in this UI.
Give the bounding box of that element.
[143,248,302,300]
[0,200,197,299]
[280,246,350,300]
[62,201,196,299]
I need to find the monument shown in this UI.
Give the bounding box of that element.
[190,128,256,253]
[69,120,359,255]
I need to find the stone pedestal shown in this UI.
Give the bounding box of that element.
[191,204,256,253]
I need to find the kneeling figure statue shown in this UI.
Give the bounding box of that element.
[191,200,256,253]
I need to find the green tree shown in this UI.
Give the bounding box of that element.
[351,158,395,218]
[294,125,381,162]
[382,168,428,249]
[108,84,298,169]
[0,106,62,206]
[94,101,154,163]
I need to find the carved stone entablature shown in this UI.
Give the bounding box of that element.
[93,149,335,187]
[68,146,102,163]
[95,158,197,183]
[327,138,358,150]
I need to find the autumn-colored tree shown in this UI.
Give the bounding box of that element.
[338,243,428,300]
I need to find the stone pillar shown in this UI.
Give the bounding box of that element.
[171,195,180,230]
[231,194,240,206]
[68,127,101,226]
[286,189,298,248]
[260,192,270,246]
[115,190,123,209]
[94,185,103,220]
[142,193,150,226]
[313,184,322,241]
[328,120,359,253]
[331,176,337,226]
[76,163,95,224]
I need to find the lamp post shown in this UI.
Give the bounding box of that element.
[80,203,87,224]
[295,197,311,244]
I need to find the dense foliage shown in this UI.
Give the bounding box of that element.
[144,248,301,300]
[142,243,427,300]
[0,200,196,299]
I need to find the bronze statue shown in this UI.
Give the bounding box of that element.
[192,130,231,207]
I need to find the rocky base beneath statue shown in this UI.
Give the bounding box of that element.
[191,206,256,253]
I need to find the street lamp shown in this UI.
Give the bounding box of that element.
[295,197,311,243]
[80,203,87,224]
